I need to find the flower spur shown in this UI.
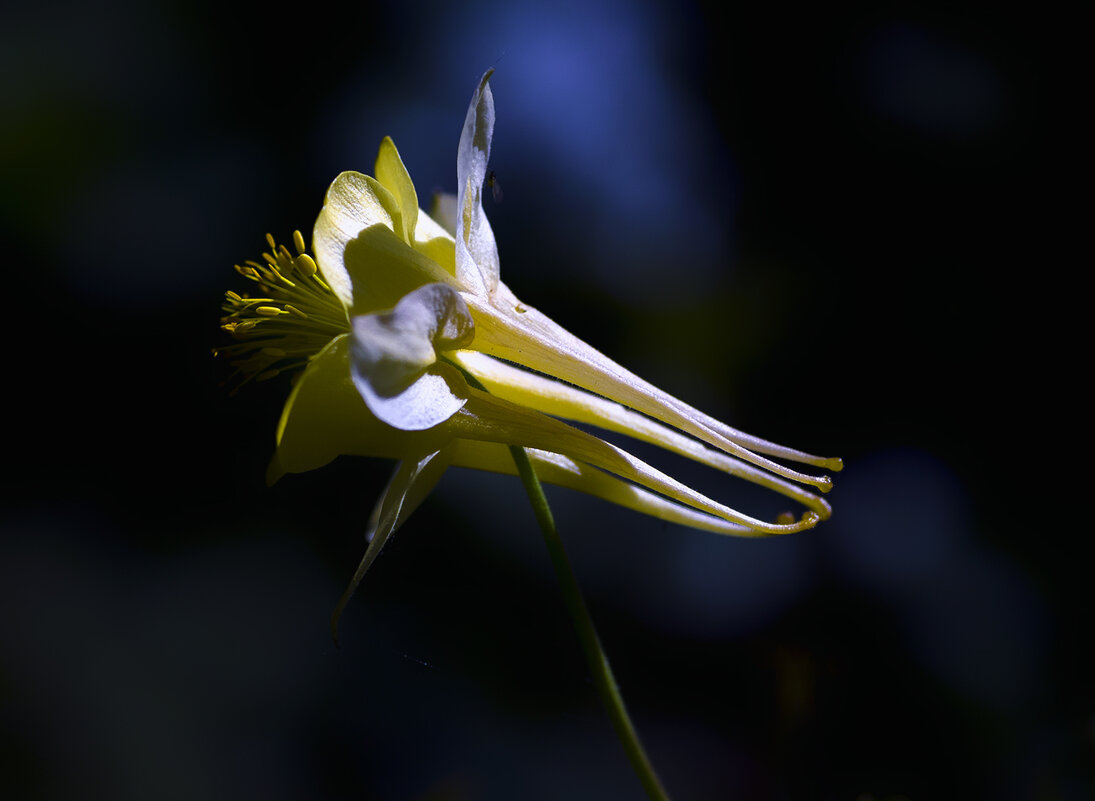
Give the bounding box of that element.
[217,70,841,631]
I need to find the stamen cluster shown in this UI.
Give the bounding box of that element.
[215,231,349,392]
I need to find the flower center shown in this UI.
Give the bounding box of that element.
[215,231,349,393]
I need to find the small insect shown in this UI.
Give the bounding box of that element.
[486,170,503,204]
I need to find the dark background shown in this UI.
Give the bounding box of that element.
[1,1,1080,799]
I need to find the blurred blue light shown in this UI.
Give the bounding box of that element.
[314,0,738,300]
[827,448,1046,711]
[828,448,969,588]
[662,531,811,638]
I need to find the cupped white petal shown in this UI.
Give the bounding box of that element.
[314,172,458,316]
[352,368,468,432]
[269,335,450,482]
[313,171,400,308]
[350,283,476,431]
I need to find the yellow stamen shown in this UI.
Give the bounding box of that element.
[295,253,318,278]
[214,231,350,393]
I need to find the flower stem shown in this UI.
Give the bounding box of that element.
[442,356,670,798]
[507,443,671,801]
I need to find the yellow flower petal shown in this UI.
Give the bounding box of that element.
[237,71,839,545]
[375,136,419,246]
[413,210,457,274]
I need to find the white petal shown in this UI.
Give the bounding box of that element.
[456,70,500,295]
[314,171,457,316]
[313,171,399,309]
[353,367,468,431]
[350,283,476,431]
[332,449,451,641]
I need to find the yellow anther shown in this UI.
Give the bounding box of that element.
[294,253,317,278]
[268,265,295,288]
[220,232,347,392]
[776,511,796,525]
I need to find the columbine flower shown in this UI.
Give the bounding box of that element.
[217,70,840,624]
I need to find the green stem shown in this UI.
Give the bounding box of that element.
[443,356,670,798]
[507,443,671,801]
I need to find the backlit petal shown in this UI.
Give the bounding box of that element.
[374,136,419,245]
[456,70,500,295]
[314,172,458,315]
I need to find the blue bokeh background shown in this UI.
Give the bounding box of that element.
[1,1,1079,799]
